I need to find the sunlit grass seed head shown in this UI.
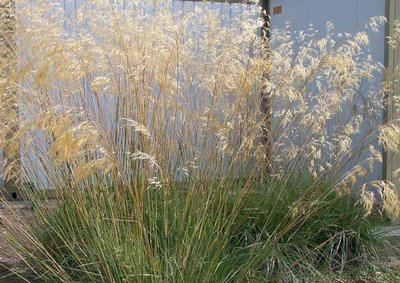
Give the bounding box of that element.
[0,5,399,281]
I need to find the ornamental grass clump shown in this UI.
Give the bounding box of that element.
[0,0,399,282]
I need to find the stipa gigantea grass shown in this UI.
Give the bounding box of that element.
[2,178,390,282]
[0,0,398,282]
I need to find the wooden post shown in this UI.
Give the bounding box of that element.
[260,0,272,171]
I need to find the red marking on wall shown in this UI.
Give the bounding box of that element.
[273,6,282,15]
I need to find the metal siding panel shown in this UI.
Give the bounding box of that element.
[63,0,76,33]
[185,0,196,15]
[220,3,231,26]
[269,0,386,183]
[172,0,183,17]
[357,0,386,63]
[269,0,307,30]
[386,0,400,212]
[201,1,213,13]
[63,0,75,16]
[212,1,223,27]
[307,0,357,32]
[14,0,260,188]
[230,3,242,18]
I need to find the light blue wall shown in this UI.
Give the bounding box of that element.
[269,0,385,70]
[269,0,386,181]
[10,1,387,188]
[14,0,260,188]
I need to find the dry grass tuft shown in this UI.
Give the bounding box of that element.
[0,1,398,282]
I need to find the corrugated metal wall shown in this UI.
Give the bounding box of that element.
[58,0,258,23]
[3,1,394,192]
[4,0,260,190]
